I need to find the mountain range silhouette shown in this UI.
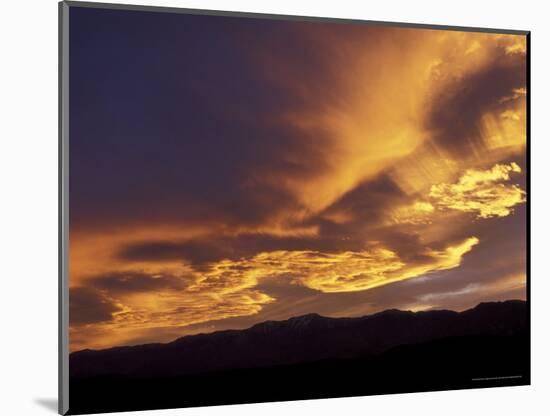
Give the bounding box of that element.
[68,299,529,415]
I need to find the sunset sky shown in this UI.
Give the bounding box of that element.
[69,7,527,351]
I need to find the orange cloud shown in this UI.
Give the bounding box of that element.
[189,237,479,296]
[390,162,525,226]
[250,29,527,224]
[297,237,479,292]
[429,162,526,218]
[390,201,435,225]
[69,235,480,350]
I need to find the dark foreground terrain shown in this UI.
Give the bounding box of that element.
[68,300,529,414]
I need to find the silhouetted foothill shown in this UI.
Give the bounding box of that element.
[70,300,527,379]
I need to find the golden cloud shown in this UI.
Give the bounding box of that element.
[186,236,479,295]
[390,201,435,225]
[390,162,526,226]
[70,236,479,350]
[70,281,275,351]
[253,29,527,224]
[429,162,526,218]
[296,237,479,292]
[388,34,526,198]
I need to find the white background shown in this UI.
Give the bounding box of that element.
[1,0,548,415]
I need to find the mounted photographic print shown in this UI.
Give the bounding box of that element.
[59,1,530,414]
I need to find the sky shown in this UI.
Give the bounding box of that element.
[68,6,528,351]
